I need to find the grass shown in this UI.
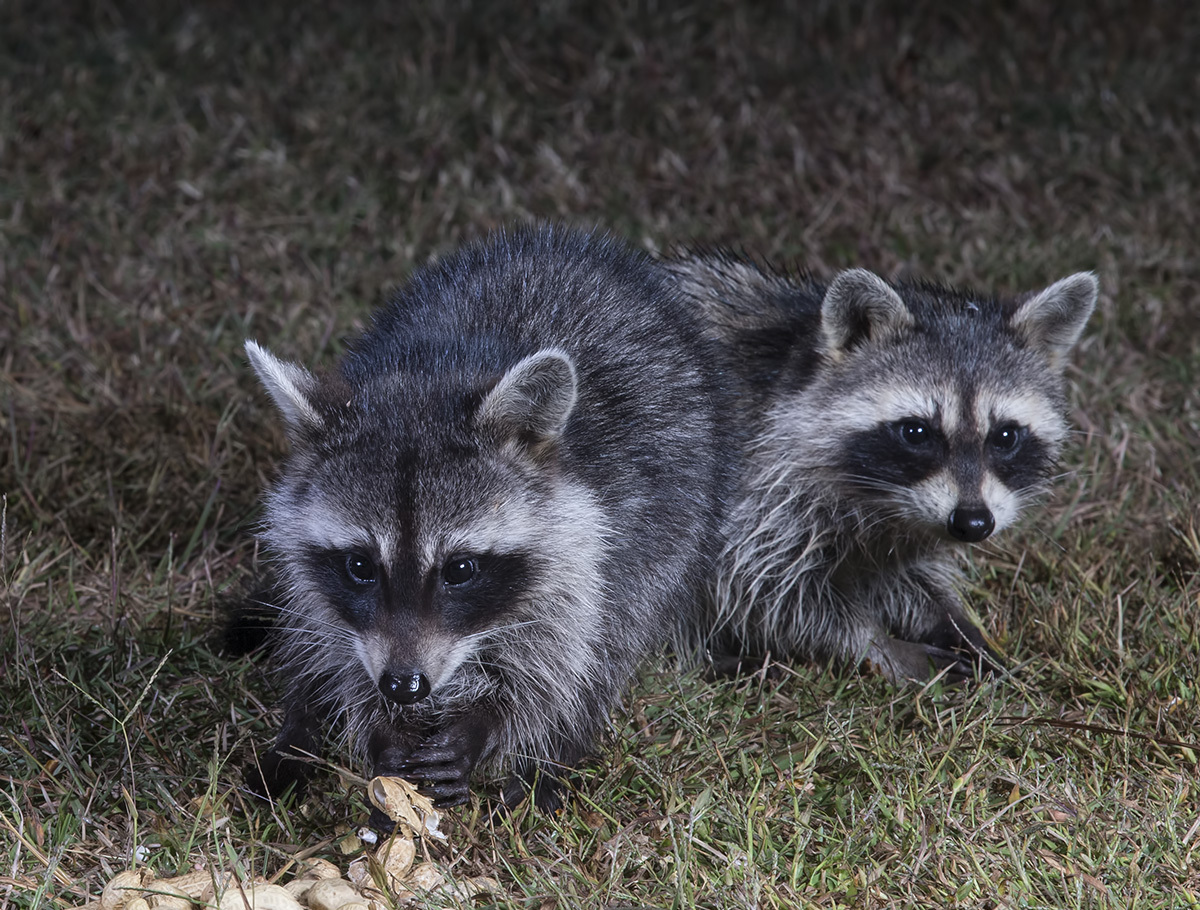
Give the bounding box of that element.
[2,0,1198,907]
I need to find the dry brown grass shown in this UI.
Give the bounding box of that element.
[2,1,1198,907]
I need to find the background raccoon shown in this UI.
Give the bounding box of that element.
[665,253,1097,683]
[242,225,734,814]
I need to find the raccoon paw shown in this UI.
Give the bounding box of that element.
[920,614,1006,677]
[243,747,313,802]
[862,637,992,686]
[501,762,568,813]
[387,717,489,808]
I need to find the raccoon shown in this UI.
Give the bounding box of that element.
[242,225,734,815]
[665,252,1097,683]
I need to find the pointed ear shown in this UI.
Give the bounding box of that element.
[478,349,577,449]
[1011,272,1098,371]
[244,339,323,431]
[820,268,913,359]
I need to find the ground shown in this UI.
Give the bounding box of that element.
[2,1,1198,908]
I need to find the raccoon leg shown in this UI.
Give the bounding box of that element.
[381,713,492,809]
[244,691,323,801]
[500,736,589,813]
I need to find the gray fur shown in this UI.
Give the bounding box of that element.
[245,340,323,431]
[1011,273,1100,371]
[665,251,1097,683]
[477,348,578,447]
[820,268,913,358]
[245,225,734,811]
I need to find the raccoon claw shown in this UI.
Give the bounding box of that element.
[420,780,472,807]
[921,613,1006,677]
[395,754,474,808]
[921,645,989,685]
[862,638,994,686]
[392,717,490,808]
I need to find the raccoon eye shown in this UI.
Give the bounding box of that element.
[442,555,478,586]
[990,424,1024,453]
[896,419,932,446]
[343,553,377,586]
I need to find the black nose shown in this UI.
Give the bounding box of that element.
[378,670,431,705]
[948,507,995,542]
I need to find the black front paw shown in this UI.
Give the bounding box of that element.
[863,637,965,685]
[501,762,568,813]
[387,716,490,808]
[369,725,420,777]
[921,613,1005,678]
[246,686,325,805]
[244,745,314,802]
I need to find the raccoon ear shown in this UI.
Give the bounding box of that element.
[478,349,577,448]
[820,268,913,358]
[1010,272,1099,371]
[244,339,323,431]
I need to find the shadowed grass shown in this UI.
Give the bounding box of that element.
[2,1,1198,907]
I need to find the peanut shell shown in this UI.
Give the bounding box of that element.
[281,880,316,901]
[100,870,153,910]
[406,863,445,892]
[304,878,363,910]
[217,883,302,910]
[295,858,341,880]
[376,838,416,891]
[345,857,370,891]
[158,872,232,900]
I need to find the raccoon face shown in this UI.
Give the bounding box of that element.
[248,343,607,707]
[299,494,544,707]
[805,269,1097,544]
[835,383,1061,542]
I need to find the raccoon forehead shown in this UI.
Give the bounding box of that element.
[264,486,380,553]
[836,382,1066,438]
[416,478,610,568]
[973,387,1066,438]
[837,381,962,431]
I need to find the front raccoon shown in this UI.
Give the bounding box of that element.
[243,225,733,812]
[666,254,1097,682]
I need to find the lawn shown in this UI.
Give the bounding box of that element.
[2,1,1198,907]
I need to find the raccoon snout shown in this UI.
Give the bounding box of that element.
[947,507,995,543]
[378,670,432,705]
